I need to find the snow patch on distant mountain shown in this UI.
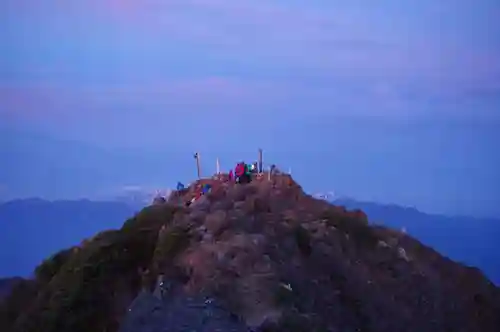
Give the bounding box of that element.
[96,185,173,207]
[312,191,336,201]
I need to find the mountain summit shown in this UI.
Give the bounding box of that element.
[2,172,499,332]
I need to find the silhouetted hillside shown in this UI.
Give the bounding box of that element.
[1,175,499,332]
[334,198,500,284]
[0,198,139,277]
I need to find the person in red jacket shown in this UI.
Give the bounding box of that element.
[235,162,252,184]
[235,162,245,183]
[228,169,234,182]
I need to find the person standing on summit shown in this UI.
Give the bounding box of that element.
[235,162,244,184]
[252,162,258,174]
[235,161,251,184]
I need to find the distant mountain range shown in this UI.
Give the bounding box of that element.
[0,196,498,285]
[0,198,140,278]
[92,185,173,207]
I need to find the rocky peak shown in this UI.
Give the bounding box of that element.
[2,173,499,332]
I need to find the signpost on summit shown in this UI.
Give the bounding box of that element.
[258,148,263,173]
[194,152,201,179]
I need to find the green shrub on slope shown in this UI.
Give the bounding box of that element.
[8,204,179,332]
[34,248,75,284]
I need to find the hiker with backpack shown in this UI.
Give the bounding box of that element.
[235,161,251,184]
[235,162,244,184]
[202,183,212,195]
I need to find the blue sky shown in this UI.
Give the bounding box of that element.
[1,0,499,217]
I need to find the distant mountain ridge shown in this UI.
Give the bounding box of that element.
[91,185,173,208]
[0,198,140,278]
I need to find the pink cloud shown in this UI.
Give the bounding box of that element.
[0,76,289,125]
[0,84,68,120]
[2,65,498,130]
[91,77,280,106]
[3,0,499,124]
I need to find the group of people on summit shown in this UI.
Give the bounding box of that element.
[229,161,257,184]
[170,160,279,207]
[228,161,277,184]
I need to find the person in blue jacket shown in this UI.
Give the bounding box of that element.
[202,183,212,195]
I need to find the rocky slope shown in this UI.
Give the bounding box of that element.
[333,197,500,285]
[1,173,499,332]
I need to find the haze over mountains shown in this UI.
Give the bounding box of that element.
[1,196,498,285]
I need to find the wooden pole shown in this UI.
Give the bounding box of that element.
[258,148,263,173]
[194,152,201,179]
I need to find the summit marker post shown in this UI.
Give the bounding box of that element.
[194,152,201,179]
[258,148,263,173]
